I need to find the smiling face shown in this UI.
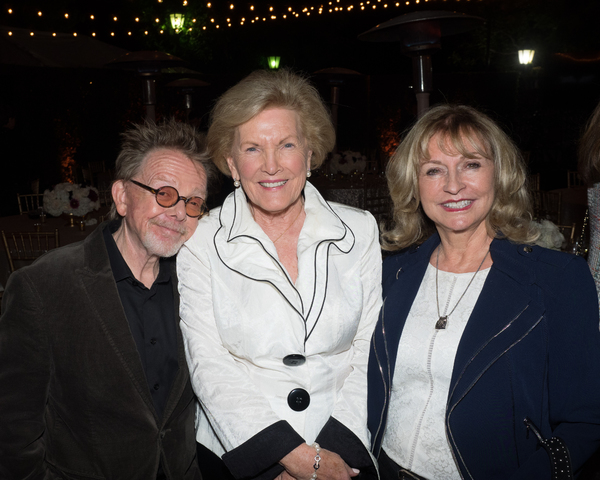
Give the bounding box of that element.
[113,148,207,260]
[418,133,495,240]
[226,107,312,219]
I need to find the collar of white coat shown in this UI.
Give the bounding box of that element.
[217,181,355,255]
[213,181,355,321]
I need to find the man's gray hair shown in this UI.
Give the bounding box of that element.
[109,118,216,219]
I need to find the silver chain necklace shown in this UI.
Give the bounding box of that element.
[435,247,490,330]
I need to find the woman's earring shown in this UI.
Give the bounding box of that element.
[306,169,312,178]
[233,179,241,188]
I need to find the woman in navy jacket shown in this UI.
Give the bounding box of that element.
[367,105,600,479]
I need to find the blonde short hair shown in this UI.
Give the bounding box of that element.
[382,104,538,250]
[206,69,335,176]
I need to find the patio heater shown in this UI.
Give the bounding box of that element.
[359,11,483,118]
[106,51,186,122]
[166,77,210,121]
[314,67,362,152]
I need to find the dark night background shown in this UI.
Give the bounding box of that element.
[1,0,600,216]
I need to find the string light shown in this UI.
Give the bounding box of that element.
[0,0,477,37]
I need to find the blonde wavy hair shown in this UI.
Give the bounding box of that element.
[382,104,538,251]
[206,69,335,176]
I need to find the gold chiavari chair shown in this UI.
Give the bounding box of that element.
[1,230,60,273]
[556,223,577,250]
[567,170,584,188]
[17,193,44,215]
[532,191,562,224]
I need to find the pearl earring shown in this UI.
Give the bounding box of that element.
[306,170,312,178]
[233,179,241,188]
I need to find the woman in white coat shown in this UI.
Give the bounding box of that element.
[177,70,382,480]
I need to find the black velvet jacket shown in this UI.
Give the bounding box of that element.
[0,222,200,480]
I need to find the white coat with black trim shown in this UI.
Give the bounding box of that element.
[177,181,382,479]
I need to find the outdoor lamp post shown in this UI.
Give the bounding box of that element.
[267,56,280,70]
[170,13,185,33]
[359,11,483,118]
[518,49,535,65]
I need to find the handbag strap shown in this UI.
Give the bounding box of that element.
[524,418,574,480]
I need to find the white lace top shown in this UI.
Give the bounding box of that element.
[383,262,490,479]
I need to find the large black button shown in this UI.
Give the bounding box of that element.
[283,354,306,366]
[287,388,310,411]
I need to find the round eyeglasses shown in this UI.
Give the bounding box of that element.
[130,180,208,218]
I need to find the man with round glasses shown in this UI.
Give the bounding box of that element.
[0,119,215,479]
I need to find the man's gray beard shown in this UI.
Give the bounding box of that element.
[143,220,188,258]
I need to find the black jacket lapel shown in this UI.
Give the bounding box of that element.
[78,225,157,418]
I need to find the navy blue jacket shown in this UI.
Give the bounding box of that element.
[368,233,600,479]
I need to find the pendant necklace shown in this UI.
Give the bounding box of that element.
[435,247,490,330]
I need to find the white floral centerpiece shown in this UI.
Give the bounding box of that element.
[532,219,565,250]
[329,150,367,175]
[43,183,101,217]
